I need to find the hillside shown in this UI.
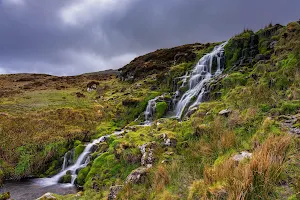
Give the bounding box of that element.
[0,21,300,200]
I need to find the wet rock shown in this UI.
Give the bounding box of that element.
[108,185,124,200]
[125,167,149,184]
[36,193,56,200]
[58,170,72,183]
[0,192,10,200]
[219,109,232,117]
[186,107,198,117]
[233,151,252,162]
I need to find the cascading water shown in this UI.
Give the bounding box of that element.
[37,130,124,186]
[144,95,165,124]
[174,42,227,118]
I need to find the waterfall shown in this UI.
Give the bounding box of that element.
[144,95,164,124]
[174,42,227,118]
[37,130,124,186]
[61,154,68,171]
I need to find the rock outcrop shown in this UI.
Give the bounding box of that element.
[139,142,157,167]
[125,167,149,184]
[108,185,124,200]
[232,151,252,162]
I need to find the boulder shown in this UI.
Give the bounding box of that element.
[219,109,232,117]
[232,151,252,162]
[108,185,124,200]
[36,193,56,200]
[186,107,198,117]
[125,167,149,184]
[58,170,72,183]
[87,81,99,92]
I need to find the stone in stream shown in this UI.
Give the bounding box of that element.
[0,192,10,200]
[36,192,56,200]
[58,170,72,183]
[108,185,124,200]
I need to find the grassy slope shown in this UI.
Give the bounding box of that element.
[1,21,300,200]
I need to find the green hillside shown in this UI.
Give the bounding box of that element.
[1,21,300,200]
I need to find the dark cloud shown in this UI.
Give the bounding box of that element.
[0,0,299,75]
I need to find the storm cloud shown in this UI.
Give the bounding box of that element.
[0,0,299,75]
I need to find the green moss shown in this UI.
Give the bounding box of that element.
[225,30,254,68]
[155,102,168,119]
[59,171,72,183]
[76,166,91,186]
[288,194,298,200]
[73,145,85,162]
[0,169,3,187]
[0,192,10,200]
[44,160,60,177]
[74,140,82,147]
[222,72,247,88]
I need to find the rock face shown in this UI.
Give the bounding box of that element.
[36,193,57,200]
[280,114,300,135]
[233,151,252,162]
[125,167,149,184]
[108,185,124,200]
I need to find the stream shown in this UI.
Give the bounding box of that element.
[0,43,227,199]
[0,179,77,200]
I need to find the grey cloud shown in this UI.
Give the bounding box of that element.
[0,0,299,75]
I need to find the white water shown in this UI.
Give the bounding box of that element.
[36,130,124,186]
[144,95,164,124]
[174,42,227,118]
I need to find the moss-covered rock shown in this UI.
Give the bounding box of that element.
[73,145,85,162]
[225,30,258,68]
[0,192,10,200]
[76,166,91,186]
[58,170,72,183]
[0,169,3,187]
[155,102,168,119]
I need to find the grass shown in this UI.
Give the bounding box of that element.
[1,21,300,200]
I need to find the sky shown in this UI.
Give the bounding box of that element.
[0,0,299,76]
